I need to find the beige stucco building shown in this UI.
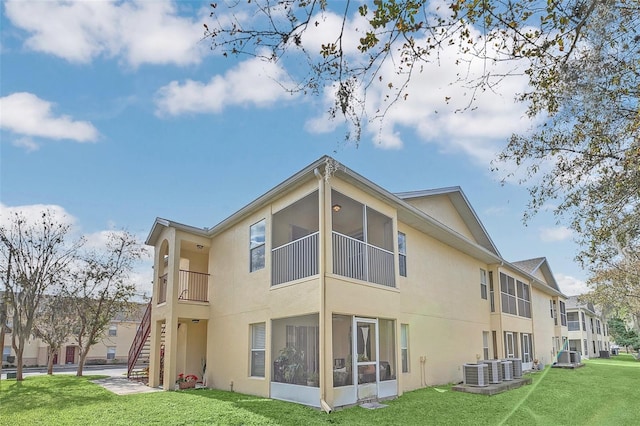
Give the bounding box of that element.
[566,296,611,358]
[3,314,140,368]
[141,156,568,408]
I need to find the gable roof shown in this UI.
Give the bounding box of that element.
[146,156,503,263]
[394,188,501,257]
[511,257,563,293]
[565,295,597,314]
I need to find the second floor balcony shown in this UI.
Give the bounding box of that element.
[158,270,210,304]
[270,231,396,288]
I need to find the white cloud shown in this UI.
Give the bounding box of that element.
[297,11,531,163]
[12,136,40,152]
[155,56,297,116]
[0,92,99,147]
[539,226,573,242]
[0,203,77,229]
[4,0,207,67]
[556,273,590,296]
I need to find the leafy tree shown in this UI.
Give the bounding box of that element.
[0,210,82,381]
[32,294,77,375]
[66,231,145,376]
[584,238,640,330]
[495,3,639,273]
[205,1,639,306]
[608,318,640,353]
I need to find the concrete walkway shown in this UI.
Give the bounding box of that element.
[2,364,162,396]
[92,376,162,395]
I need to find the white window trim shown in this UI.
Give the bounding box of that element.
[106,346,116,360]
[480,269,488,300]
[250,322,266,377]
[398,232,407,277]
[400,324,409,373]
[250,219,266,272]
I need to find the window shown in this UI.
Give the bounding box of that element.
[250,323,266,377]
[489,272,495,312]
[559,301,567,326]
[106,347,116,360]
[482,331,490,360]
[596,319,601,334]
[500,273,517,315]
[505,332,516,358]
[2,346,10,362]
[583,339,588,355]
[250,219,266,272]
[521,334,532,363]
[480,269,488,300]
[590,318,594,332]
[108,325,117,337]
[398,232,407,277]
[552,301,558,325]
[516,280,531,318]
[401,324,409,372]
[581,312,586,330]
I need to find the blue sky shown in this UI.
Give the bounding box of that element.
[0,1,588,296]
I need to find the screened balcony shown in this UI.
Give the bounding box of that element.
[332,233,394,287]
[567,312,581,331]
[568,321,581,331]
[331,190,396,288]
[271,191,319,286]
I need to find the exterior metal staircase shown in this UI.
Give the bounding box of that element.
[128,300,155,381]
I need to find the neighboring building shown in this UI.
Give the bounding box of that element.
[140,156,568,408]
[566,296,610,358]
[2,306,143,367]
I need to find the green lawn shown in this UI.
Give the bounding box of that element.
[1,354,638,425]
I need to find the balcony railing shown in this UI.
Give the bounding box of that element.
[178,270,209,302]
[568,321,581,331]
[158,274,167,304]
[272,232,319,286]
[157,270,209,303]
[332,232,395,287]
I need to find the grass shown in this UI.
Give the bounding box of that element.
[1,354,638,425]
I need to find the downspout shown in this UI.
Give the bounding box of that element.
[314,168,332,414]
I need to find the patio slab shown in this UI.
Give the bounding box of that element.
[92,376,162,395]
[452,376,532,396]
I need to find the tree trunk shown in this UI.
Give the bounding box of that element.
[47,348,55,375]
[0,324,5,381]
[15,346,24,381]
[76,350,88,376]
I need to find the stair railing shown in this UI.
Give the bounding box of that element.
[128,300,152,378]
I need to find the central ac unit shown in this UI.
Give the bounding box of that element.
[558,350,570,364]
[508,358,523,378]
[463,363,489,387]
[500,360,514,381]
[482,360,503,383]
